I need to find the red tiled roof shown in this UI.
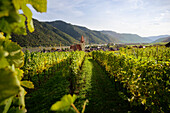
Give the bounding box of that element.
[80,35,85,43]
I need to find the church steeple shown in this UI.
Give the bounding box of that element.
[80,35,85,43]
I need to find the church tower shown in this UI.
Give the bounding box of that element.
[80,35,85,51]
[80,35,85,43]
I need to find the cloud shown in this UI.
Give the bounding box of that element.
[127,0,144,9]
[47,0,85,17]
[28,0,170,37]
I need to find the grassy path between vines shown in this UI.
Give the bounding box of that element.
[25,57,144,113]
[76,57,132,113]
[25,69,70,113]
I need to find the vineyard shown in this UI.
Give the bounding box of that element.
[23,46,169,113]
[92,46,170,113]
[2,45,170,113]
[0,0,170,113]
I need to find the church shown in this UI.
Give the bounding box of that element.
[70,35,85,51]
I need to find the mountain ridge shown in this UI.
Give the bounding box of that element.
[152,36,170,43]
[11,19,170,47]
[100,30,152,43]
[143,35,170,41]
[11,19,79,47]
[45,21,119,44]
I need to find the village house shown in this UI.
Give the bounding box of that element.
[70,35,85,51]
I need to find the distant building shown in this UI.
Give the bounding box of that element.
[70,35,85,51]
[132,46,138,48]
[139,45,143,48]
[165,42,170,47]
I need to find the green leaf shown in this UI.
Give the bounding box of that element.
[0,0,47,35]
[0,10,9,18]
[0,57,9,68]
[0,46,8,58]
[0,46,9,68]
[18,87,25,107]
[15,68,24,81]
[27,0,47,12]
[2,97,13,113]
[27,19,34,33]
[141,98,146,105]
[6,10,20,23]
[12,15,27,35]
[0,0,11,18]
[0,67,20,102]
[0,39,24,68]
[21,3,34,32]
[15,108,26,113]
[8,107,26,113]
[51,94,77,111]
[12,0,24,10]
[0,18,11,34]
[21,81,34,89]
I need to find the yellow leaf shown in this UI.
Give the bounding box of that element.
[138,93,141,96]
[0,32,5,39]
[21,81,34,89]
[138,75,140,77]
[151,102,154,105]
[141,98,146,105]
[154,91,156,94]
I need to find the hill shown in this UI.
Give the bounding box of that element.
[101,30,151,43]
[152,37,170,43]
[11,19,120,47]
[11,19,79,47]
[45,21,119,44]
[144,35,170,41]
[12,19,169,47]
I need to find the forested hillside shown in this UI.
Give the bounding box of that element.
[101,30,152,43]
[12,19,168,47]
[144,35,170,41]
[152,36,170,43]
[46,21,119,44]
[11,19,79,47]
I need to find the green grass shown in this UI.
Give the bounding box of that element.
[75,57,135,113]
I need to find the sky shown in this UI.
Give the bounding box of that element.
[28,0,170,37]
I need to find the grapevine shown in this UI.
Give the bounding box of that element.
[0,0,47,112]
[92,47,170,112]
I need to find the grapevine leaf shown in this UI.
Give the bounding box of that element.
[21,81,34,89]
[18,87,25,107]
[51,94,77,111]
[0,46,9,68]
[12,15,27,35]
[21,3,34,32]
[12,0,24,10]
[15,68,24,81]
[0,32,6,39]
[27,19,34,33]
[0,67,20,102]
[0,57,9,68]
[0,10,9,18]
[6,10,20,23]
[27,0,47,12]
[15,108,26,113]
[0,18,11,34]
[8,107,26,113]
[0,97,13,113]
[0,39,24,68]
[141,98,146,105]
[0,0,11,18]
